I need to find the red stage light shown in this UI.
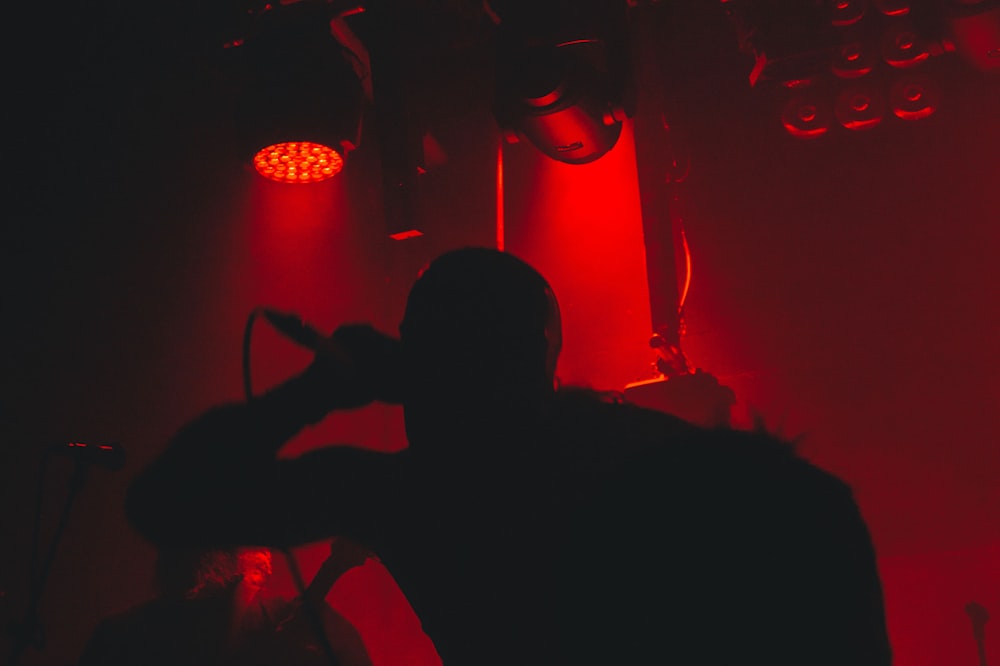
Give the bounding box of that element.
[832,41,878,77]
[781,94,832,138]
[881,21,931,67]
[835,85,886,129]
[388,229,424,241]
[830,0,868,27]
[889,73,940,119]
[252,142,344,184]
[874,0,911,16]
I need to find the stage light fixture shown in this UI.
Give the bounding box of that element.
[488,0,633,165]
[723,0,957,135]
[831,40,878,77]
[494,41,629,165]
[781,93,833,138]
[881,20,932,66]
[252,141,344,183]
[875,0,911,17]
[830,0,868,27]
[889,72,940,119]
[229,1,365,183]
[835,84,886,129]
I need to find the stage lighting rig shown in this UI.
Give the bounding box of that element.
[488,0,635,165]
[719,0,975,138]
[226,0,368,183]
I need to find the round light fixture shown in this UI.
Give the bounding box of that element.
[252,141,344,183]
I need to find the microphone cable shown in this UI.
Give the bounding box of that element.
[242,308,262,403]
[240,307,340,666]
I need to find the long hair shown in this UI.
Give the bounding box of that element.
[154,547,272,599]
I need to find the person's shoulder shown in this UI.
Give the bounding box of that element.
[600,398,851,495]
[555,388,781,456]
[678,421,844,481]
[551,387,853,499]
[552,387,693,447]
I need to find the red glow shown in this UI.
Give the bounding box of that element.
[890,74,939,120]
[781,78,818,89]
[678,225,692,310]
[832,42,876,78]
[243,171,407,457]
[253,142,344,184]
[836,86,885,130]
[831,0,866,26]
[882,24,931,67]
[893,105,936,120]
[496,139,505,251]
[505,120,652,391]
[389,229,424,241]
[875,0,910,16]
[781,97,831,138]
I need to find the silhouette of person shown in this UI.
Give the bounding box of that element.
[79,541,373,666]
[125,246,892,665]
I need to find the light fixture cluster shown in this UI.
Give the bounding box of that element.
[720,0,996,139]
[784,0,942,138]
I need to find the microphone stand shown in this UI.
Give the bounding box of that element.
[6,458,89,666]
[622,0,738,428]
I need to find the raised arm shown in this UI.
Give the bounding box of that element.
[125,324,404,551]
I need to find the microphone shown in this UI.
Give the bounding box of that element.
[260,309,350,364]
[261,308,406,405]
[48,442,126,471]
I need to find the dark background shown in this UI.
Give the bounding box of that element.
[3,1,998,664]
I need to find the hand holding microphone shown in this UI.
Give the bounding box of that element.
[261,309,404,409]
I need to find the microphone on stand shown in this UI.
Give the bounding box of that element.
[10,441,123,666]
[48,442,126,471]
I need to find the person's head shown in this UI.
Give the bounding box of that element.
[155,546,273,598]
[236,548,273,590]
[399,247,562,447]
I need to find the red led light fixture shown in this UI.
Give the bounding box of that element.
[781,94,832,138]
[231,2,365,185]
[253,141,344,183]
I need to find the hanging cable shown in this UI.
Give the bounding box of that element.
[677,222,692,312]
[242,308,262,401]
[240,307,339,666]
